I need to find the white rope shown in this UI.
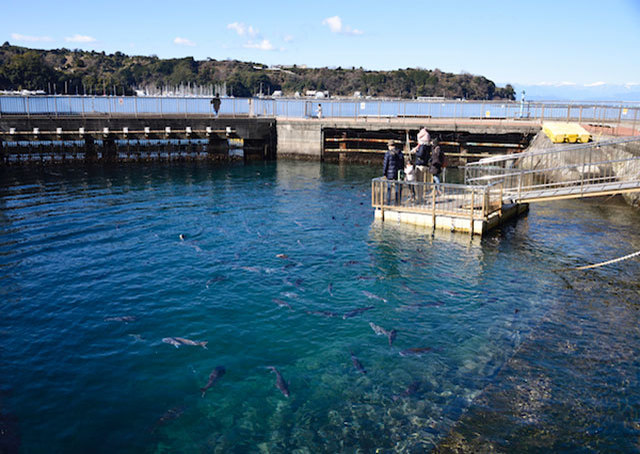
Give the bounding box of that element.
[567,249,640,271]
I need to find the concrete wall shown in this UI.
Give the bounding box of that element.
[276,119,323,159]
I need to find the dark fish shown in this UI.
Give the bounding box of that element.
[344,260,360,266]
[205,276,226,288]
[402,284,419,295]
[104,316,137,323]
[306,310,341,318]
[273,298,292,309]
[268,366,290,397]
[388,329,397,346]
[399,347,432,357]
[327,283,334,296]
[350,351,367,374]
[343,306,375,319]
[201,366,226,397]
[151,406,185,432]
[393,381,421,401]
[357,276,376,281]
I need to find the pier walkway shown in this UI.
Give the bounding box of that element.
[373,137,640,235]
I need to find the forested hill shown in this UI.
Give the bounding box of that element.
[0,42,515,100]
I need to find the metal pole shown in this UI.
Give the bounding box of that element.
[134,97,138,118]
[469,189,475,237]
[54,96,58,117]
[618,105,623,125]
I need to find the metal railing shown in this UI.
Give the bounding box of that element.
[464,137,640,201]
[1,96,639,125]
[371,177,504,221]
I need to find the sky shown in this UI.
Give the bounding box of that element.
[2,0,640,97]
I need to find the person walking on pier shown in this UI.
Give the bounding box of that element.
[428,137,445,196]
[383,140,405,205]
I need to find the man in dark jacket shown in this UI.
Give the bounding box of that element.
[428,137,445,195]
[382,140,404,205]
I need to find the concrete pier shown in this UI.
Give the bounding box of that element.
[277,117,541,161]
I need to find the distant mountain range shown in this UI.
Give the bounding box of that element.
[508,82,640,103]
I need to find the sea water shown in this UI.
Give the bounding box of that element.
[1,160,639,453]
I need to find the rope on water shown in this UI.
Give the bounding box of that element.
[563,249,640,271]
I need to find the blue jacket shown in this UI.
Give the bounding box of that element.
[383,149,405,180]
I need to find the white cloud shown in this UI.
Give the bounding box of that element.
[11,32,52,43]
[174,37,196,46]
[65,34,96,43]
[625,82,640,88]
[243,39,275,51]
[322,16,363,35]
[284,35,294,43]
[584,81,606,87]
[227,22,258,37]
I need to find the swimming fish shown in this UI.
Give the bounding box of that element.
[179,234,185,241]
[369,322,397,346]
[276,253,289,259]
[306,310,341,318]
[162,337,208,349]
[362,291,388,303]
[151,406,185,432]
[268,366,290,397]
[350,351,367,374]
[327,283,334,296]
[104,316,137,323]
[399,347,432,357]
[273,298,292,309]
[200,366,226,397]
[393,381,421,401]
[343,306,375,319]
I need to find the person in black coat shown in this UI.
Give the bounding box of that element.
[428,137,445,195]
[382,140,405,204]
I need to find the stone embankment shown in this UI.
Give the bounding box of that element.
[523,133,640,208]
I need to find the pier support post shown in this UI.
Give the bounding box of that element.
[103,139,117,163]
[207,136,228,159]
[84,137,97,162]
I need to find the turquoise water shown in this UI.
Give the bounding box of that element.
[1,161,639,453]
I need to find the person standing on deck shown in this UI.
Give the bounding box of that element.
[428,137,445,196]
[382,140,405,205]
[412,128,431,202]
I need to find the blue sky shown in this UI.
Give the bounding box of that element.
[3,0,640,91]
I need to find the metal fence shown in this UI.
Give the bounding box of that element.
[1,96,639,124]
[371,177,504,221]
[464,137,640,201]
